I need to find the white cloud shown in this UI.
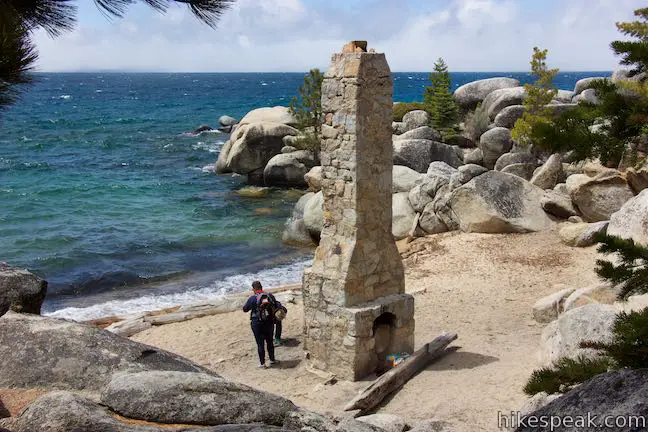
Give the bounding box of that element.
[32,0,648,72]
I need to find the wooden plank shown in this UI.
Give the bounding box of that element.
[343,332,458,412]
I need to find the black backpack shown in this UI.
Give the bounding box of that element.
[256,292,276,322]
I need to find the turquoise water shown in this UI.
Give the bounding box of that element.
[0,71,609,319]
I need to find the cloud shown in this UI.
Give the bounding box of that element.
[32,0,647,72]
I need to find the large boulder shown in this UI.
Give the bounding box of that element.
[574,88,600,105]
[558,221,609,247]
[303,191,324,241]
[419,203,449,235]
[530,154,564,190]
[453,77,520,110]
[101,371,296,426]
[305,166,323,192]
[573,77,608,96]
[541,190,578,219]
[446,171,554,233]
[393,192,417,240]
[625,166,648,194]
[533,287,577,324]
[554,89,575,103]
[282,193,316,245]
[393,165,425,193]
[482,86,526,119]
[494,152,538,171]
[263,150,318,187]
[0,390,290,432]
[479,127,513,169]
[450,164,488,189]
[567,172,635,222]
[0,312,215,392]
[239,106,297,127]
[501,163,536,181]
[464,148,483,165]
[515,369,648,432]
[608,189,648,246]
[217,123,299,175]
[539,304,616,366]
[395,126,441,142]
[493,104,526,129]
[284,411,336,432]
[0,263,47,317]
[393,140,462,172]
[402,110,431,131]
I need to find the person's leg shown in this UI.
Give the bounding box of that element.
[274,321,282,344]
[263,322,276,363]
[251,321,266,365]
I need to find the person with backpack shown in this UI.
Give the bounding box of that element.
[242,280,278,368]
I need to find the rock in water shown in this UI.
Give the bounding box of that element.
[263,150,318,187]
[453,77,520,110]
[192,125,213,134]
[446,171,554,233]
[218,115,239,127]
[0,313,213,392]
[0,263,47,317]
[239,106,297,126]
[100,371,296,426]
[608,189,648,246]
[479,127,513,170]
[515,369,648,432]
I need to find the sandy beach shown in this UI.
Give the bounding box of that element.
[132,229,602,432]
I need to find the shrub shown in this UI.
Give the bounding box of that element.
[424,58,459,135]
[511,47,558,148]
[595,233,648,300]
[393,102,429,122]
[291,134,321,152]
[290,68,324,151]
[463,103,490,142]
[524,356,612,396]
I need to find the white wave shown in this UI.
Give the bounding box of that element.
[45,258,312,321]
[95,89,103,93]
[201,164,216,172]
[58,95,71,100]
[192,141,223,153]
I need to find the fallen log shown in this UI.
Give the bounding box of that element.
[344,332,458,413]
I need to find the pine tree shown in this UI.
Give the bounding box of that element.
[289,68,324,151]
[424,58,459,136]
[511,47,558,147]
[611,7,648,77]
[594,233,648,300]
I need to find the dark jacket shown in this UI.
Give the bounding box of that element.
[243,291,279,322]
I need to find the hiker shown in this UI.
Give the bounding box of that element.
[243,280,278,368]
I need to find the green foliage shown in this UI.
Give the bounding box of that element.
[393,102,429,122]
[424,58,459,135]
[524,308,648,396]
[463,103,490,142]
[289,68,324,152]
[524,356,611,396]
[582,308,648,369]
[611,8,648,77]
[0,0,234,111]
[594,233,648,300]
[291,134,321,152]
[511,47,558,147]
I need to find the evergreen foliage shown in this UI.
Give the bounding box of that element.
[511,47,558,147]
[524,308,648,396]
[611,7,648,77]
[594,233,648,300]
[524,356,612,396]
[424,58,459,136]
[393,102,429,122]
[0,0,234,111]
[289,68,324,151]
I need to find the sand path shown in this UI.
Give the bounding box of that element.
[134,230,601,432]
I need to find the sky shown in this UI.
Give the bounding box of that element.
[32,0,646,72]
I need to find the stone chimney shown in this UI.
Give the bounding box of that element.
[302,42,415,381]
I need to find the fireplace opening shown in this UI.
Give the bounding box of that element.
[373,312,396,374]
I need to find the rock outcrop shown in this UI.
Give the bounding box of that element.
[263,150,318,187]
[607,189,648,246]
[101,371,296,426]
[0,263,47,317]
[453,77,520,110]
[573,77,608,96]
[393,139,462,172]
[516,369,648,432]
[530,154,564,190]
[567,173,634,222]
[493,105,525,129]
[395,126,441,142]
[444,171,554,233]
[482,87,526,119]
[558,221,608,247]
[238,106,297,127]
[479,127,514,170]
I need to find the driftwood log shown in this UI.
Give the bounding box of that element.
[344,332,458,413]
